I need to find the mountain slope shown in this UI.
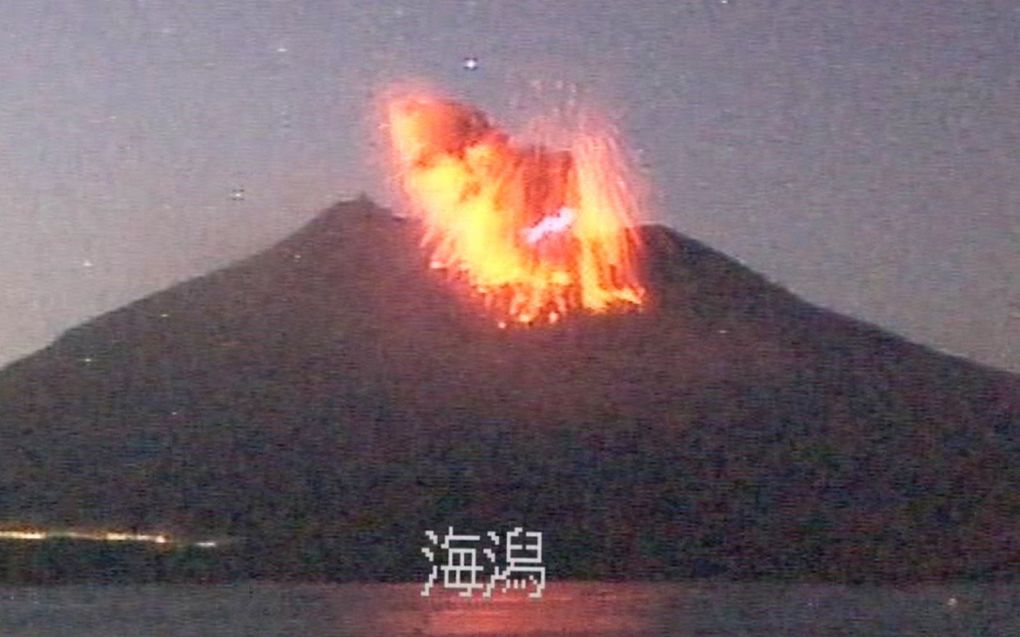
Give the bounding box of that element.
[1,197,1017,581]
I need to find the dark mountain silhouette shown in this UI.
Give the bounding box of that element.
[0,196,1017,582]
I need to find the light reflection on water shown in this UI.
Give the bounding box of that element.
[0,581,1018,636]
[379,582,663,635]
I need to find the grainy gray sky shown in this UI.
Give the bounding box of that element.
[1,0,1017,371]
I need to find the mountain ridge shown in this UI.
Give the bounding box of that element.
[0,197,1017,582]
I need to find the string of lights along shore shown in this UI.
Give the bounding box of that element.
[0,528,223,549]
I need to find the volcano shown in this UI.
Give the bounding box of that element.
[0,197,1017,582]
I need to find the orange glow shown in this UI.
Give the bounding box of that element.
[385,91,645,325]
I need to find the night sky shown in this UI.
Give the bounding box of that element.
[1,0,1017,372]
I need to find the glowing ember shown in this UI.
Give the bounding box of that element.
[385,92,646,325]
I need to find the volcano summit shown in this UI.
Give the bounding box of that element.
[0,197,1017,582]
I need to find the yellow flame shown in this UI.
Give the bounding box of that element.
[386,92,645,325]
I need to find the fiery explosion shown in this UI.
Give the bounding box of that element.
[385,92,646,326]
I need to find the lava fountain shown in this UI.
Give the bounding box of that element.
[384,92,646,327]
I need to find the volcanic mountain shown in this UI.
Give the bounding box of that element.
[0,197,1017,582]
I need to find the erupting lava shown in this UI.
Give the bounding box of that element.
[385,92,646,326]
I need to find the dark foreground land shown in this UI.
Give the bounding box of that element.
[0,539,240,585]
[0,198,1017,584]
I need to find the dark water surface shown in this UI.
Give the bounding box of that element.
[1,581,1016,636]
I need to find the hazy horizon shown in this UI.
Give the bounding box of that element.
[2,0,1017,372]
